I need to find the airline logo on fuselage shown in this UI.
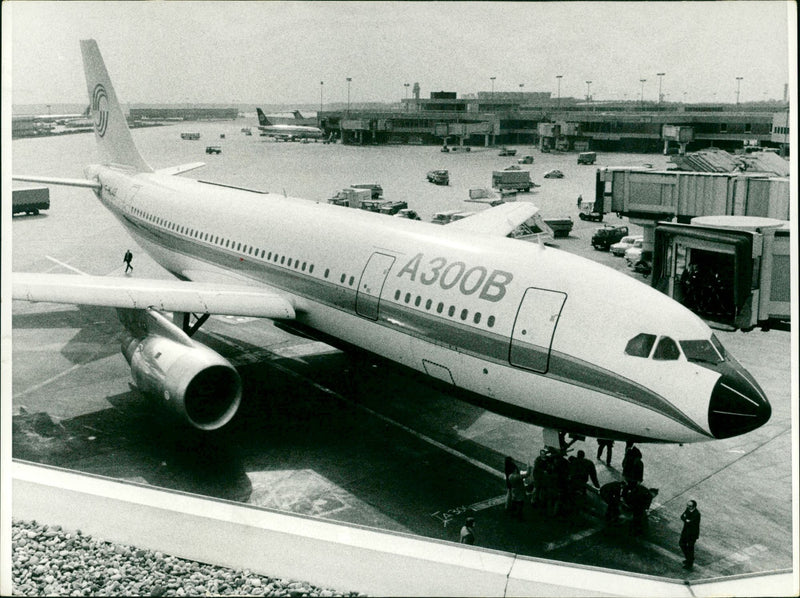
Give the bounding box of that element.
[91,84,109,137]
[397,253,513,302]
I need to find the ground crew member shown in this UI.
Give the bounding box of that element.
[680,500,701,570]
[596,438,614,466]
[460,517,476,545]
[123,249,133,273]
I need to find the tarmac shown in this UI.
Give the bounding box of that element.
[8,127,798,584]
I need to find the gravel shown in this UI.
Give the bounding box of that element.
[12,519,365,597]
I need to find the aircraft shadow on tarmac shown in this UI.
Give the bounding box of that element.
[12,306,122,365]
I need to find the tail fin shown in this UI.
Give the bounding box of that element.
[292,110,304,120]
[256,108,272,126]
[80,39,152,172]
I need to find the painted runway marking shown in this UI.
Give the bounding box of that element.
[45,255,88,275]
[431,494,506,528]
[641,539,712,576]
[13,363,84,400]
[544,526,604,552]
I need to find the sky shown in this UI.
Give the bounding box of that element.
[4,1,796,106]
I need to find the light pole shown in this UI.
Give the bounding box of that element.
[736,76,743,105]
[319,81,323,115]
[404,82,410,111]
[656,72,665,104]
[556,75,562,109]
[640,78,647,110]
[346,77,352,114]
[585,80,592,102]
[490,76,496,108]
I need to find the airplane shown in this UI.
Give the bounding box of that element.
[13,40,771,448]
[32,105,90,125]
[256,107,323,141]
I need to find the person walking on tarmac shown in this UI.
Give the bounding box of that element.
[123,249,133,274]
[680,500,701,570]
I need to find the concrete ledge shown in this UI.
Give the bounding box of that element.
[12,462,794,597]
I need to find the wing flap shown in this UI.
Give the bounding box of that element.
[12,273,296,319]
[445,202,547,237]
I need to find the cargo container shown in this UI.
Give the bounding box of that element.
[13,186,50,215]
[492,169,532,192]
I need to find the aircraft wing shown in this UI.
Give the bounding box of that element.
[445,202,544,237]
[13,175,101,189]
[12,273,296,319]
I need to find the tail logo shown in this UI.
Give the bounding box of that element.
[91,84,109,137]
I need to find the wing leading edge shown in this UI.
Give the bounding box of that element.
[12,273,296,319]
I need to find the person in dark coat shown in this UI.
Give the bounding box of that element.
[508,469,527,520]
[600,481,624,523]
[626,481,656,537]
[460,517,476,545]
[123,249,133,273]
[596,438,614,466]
[680,500,701,569]
[622,444,643,495]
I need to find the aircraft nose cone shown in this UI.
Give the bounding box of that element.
[708,371,771,439]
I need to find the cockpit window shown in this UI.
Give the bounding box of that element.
[653,336,680,361]
[680,339,724,364]
[625,333,656,358]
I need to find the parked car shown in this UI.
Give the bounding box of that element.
[518,155,534,164]
[610,235,643,257]
[624,239,645,265]
[591,225,629,251]
[426,169,450,185]
[205,145,222,154]
[498,147,517,156]
[577,151,597,165]
[543,169,564,179]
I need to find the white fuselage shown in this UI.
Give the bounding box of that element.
[91,164,736,443]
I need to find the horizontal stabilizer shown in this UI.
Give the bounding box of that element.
[12,175,101,189]
[13,273,296,319]
[156,162,206,176]
[446,202,543,237]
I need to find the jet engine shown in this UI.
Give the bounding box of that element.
[118,309,242,430]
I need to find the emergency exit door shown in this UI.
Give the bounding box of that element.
[509,287,567,373]
[356,252,395,320]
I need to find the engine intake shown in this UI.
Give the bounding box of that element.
[122,333,242,430]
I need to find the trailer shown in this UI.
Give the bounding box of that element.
[13,186,50,215]
[492,169,532,192]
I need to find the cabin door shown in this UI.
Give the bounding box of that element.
[509,287,567,373]
[356,252,395,320]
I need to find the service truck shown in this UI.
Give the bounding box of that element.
[492,169,532,192]
[13,186,50,216]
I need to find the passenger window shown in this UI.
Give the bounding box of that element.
[625,333,656,358]
[425,299,432,310]
[473,313,482,324]
[448,306,455,317]
[395,290,401,300]
[460,309,468,321]
[487,315,495,328]
[653,337,680,360]
[415,296,421,307]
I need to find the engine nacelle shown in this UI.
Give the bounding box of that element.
[122,333,242,431]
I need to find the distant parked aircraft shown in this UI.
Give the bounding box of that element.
[256,108,323,141]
